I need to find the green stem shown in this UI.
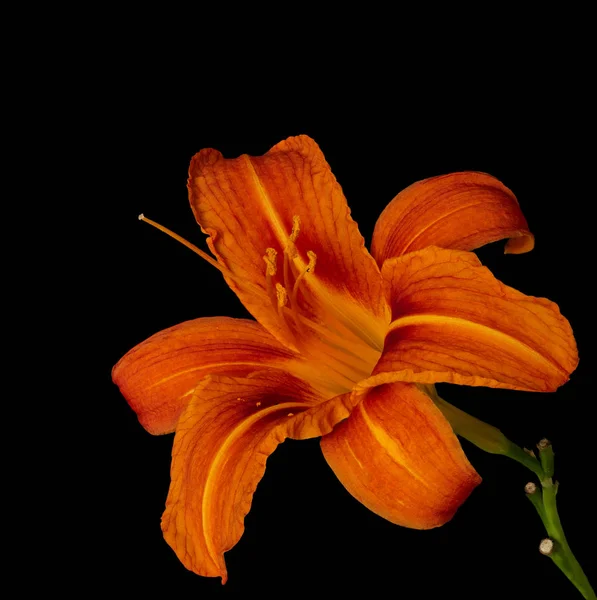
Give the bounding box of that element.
[432,394,544,478]
[538,438,555,478]
[431,392,595,600]
[539,468,595,598]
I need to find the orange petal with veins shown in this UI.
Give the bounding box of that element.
[371,172,534,264]
[363,247,578,391]
[188,135,388,355]
[161,371,351,583]
[321,382,481,528]
[112,317,321,435]
[285,389,360,440]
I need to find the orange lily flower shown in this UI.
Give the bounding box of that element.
[112,135,578,583]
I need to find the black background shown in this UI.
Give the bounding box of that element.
[91,89,593,599]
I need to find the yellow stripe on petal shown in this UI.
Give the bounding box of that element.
[161,371,319,582]
[112,317,321,434]
[321,382,480,529]
[366,247,578,392]
[188,135,389,386]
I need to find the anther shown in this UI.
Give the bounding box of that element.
[263,248,278,276]
[285,216,301,260]
[276,283,288,308]
[290,215,301,242]
[286,243,298,259]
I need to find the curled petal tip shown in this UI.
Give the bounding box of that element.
[372,171,534,262]
[504,232,535,254]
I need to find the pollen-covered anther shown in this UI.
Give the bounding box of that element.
[263,247,278,276]
[285,216,301,259]
[276,283,288,308]
[290,215,301,242]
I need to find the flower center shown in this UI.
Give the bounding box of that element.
[139,214,382,395]
[260,216,381,394]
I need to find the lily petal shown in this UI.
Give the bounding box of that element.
[321,382,480,528]
[364,247,578,391]
[188,135,388,357]
[285,390,360,440]
[112,317,314,435]
[160,371,334,583]
[371,172,534,264]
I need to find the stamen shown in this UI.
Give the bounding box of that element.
[263,248,279,310]
[283,216,301,303]
[296,312,380,365]
[285,216,300,264]
[275,283,300,345]
[289,215,301,242]
[276,283,288,308]
[283,247,293,294]
[312,340,373,380]
[305,250,317,273]
[263,248,278,276]
[292,250,317,307]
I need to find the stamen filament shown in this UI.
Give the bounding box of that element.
[265,270,277,309]
[274,283,300,345]
[296,313,380,365]
[312,342,372,381]
[283,249,293,301]
[324,298,386,351]
[291,251,317,308]
[263,248,279,310]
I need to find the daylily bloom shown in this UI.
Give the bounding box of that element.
[113,135,578,583]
